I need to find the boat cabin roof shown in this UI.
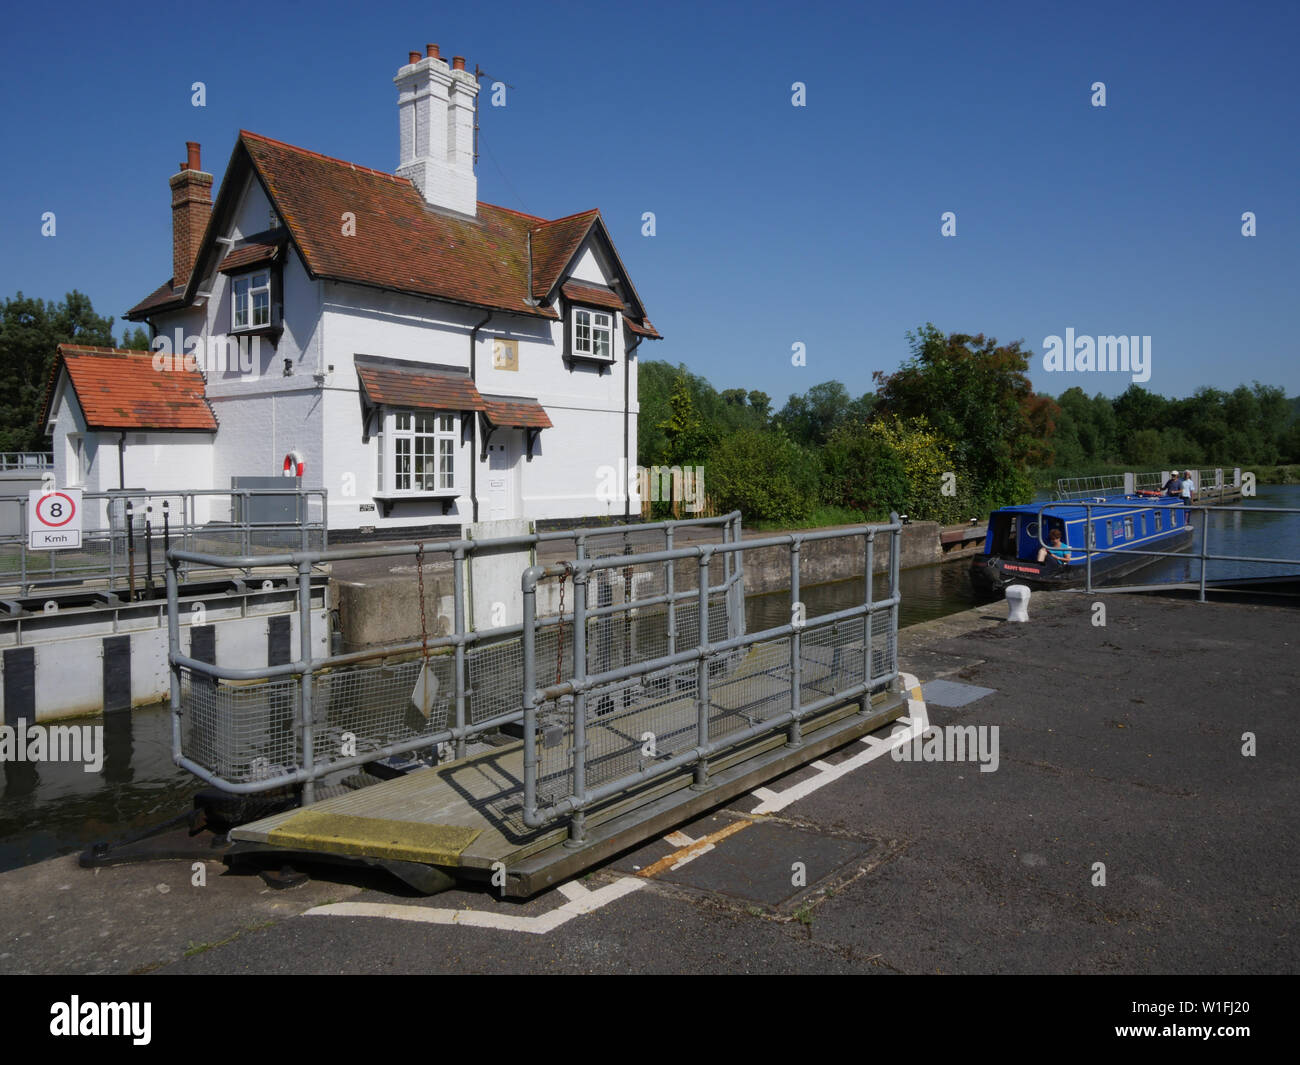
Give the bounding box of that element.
[994,494,1187,522]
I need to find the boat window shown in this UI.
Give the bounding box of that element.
[1124,517,1134,539]
[1109,519,1120,541]
[1088,521,1097,547]
[1155,510,1162,531]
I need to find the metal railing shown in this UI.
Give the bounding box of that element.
[1054,468,1244,501]
[166,512,747,804]
[0,452,52,470]
[520,517,902,840]
[0,488,327,596]
[1033,500,1300,601]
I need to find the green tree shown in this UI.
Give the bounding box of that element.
[774,380,853,448]
[0,290,116,451]
[120,326,151,350]
[821,422,908,518]
[874,324,1043,508]
[706,429,820,524]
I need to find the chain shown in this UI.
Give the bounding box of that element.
[555,564,568,685]
[416,542,429,660]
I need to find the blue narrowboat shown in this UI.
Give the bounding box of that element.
[970,494,1195,593]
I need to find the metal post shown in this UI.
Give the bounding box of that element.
[453,546,467,760]
[862,530,874,709]
[521,569,539,825]
[300,489,308,552]
[19,494,28,596]
[665,526,676,658]
[297,559,316,805]
[889,513,901,687]
[566,571,588,846]
[787,539,803,748]
[1199,506,1210,603]
[145,506,154,592]
[126,502,136,602]
[1085,503,1094,593]
[166,557,183,764]
[692,551,712,790]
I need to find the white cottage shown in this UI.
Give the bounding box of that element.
[45,44,659,537]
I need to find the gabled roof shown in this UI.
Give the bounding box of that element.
[128,131,660,340]
[41,346,217,432]
[219,230,287,274]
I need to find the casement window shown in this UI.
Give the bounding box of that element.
[572,307,613,360]
[231,271,271,331]
[375,410,457,493]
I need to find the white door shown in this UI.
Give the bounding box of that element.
[486,431,521,521]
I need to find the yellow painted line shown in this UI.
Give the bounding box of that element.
[265,810,480,865]
[638,818,754,879]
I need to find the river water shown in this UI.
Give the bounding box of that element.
[4,485,1297,873]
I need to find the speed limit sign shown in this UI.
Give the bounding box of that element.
[28,489,83,550]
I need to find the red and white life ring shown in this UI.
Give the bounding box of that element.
[283,451,304,478]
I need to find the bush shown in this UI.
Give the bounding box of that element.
[821,422,909,519]
[705,430,820,525]
[867,417,982,523]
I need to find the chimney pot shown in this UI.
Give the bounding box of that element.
[186,141,201,171]
[452,56,466,71]
[409,51,421,64]
[426,43,440,58]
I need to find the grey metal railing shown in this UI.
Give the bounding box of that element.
[1034,500,1300,601]
[0,488,327,596]
[166,512,745,804]
[0,452,52,470]
[1054,468,1244,501]
[520,516,902,840]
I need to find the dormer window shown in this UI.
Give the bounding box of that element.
[232,271,271,331]
[573,307,612,360]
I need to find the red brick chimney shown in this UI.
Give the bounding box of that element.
[169,142,213,289]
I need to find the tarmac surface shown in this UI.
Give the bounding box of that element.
[1,590,1295,974]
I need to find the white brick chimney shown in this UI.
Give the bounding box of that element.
[395,45,479,216]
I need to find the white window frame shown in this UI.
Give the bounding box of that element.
[374,409,458,494]
[572,306,613,360]
[231,270,272,332]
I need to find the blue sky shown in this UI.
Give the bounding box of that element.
[2,0,1296,406]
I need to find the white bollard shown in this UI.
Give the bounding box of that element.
[1005,583,1030,623]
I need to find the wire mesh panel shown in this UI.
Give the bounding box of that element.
[180,667,301,784]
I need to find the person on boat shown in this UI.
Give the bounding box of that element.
[1181,470,1196,504]
[1036,527,1072,564]
[1163,472,1183,497]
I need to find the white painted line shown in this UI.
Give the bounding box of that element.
[664,830,695,847]
[811,760,833,771]
[748,672,930,815]
[302,876,644,935]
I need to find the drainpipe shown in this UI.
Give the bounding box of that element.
[624,334,642,522]
[119,431,127,489]
[468,310,493,523]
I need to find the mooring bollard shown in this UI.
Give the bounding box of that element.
[1005,583,1030,623]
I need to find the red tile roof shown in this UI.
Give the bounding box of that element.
[356,362,485,412]
[129,279,185,316]
[42,346,217,432]
[480,395,553,430]
[219,236,284,273]
[128,130,661,339]
[561,281,623,311]
[625,317,661,339]
[240,132,586,320]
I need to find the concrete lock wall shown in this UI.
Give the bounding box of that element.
[0,602,328,723]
